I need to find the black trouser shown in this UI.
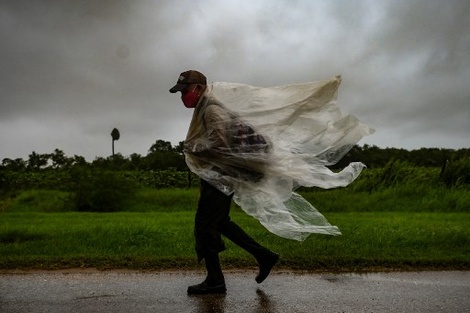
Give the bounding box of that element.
[195,180,271,266]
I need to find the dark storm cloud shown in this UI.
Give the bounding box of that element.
[0,0,469,160]
[0,0,182,158]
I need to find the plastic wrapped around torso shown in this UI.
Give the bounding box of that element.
[184,76,374,241]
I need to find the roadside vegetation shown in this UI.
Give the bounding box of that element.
[0,142,469,271]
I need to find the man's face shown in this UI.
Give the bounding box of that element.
[180,84,200,108]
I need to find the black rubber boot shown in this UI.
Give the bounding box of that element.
[219,221,279,283]
[255,251,279,283]
[188,253,226,295]
[187,281,226,295]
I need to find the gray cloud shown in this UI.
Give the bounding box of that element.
[1,0,469,160]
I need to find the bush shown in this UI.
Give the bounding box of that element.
[127,169,199,189]
[69,167,136,212]
[440,157,470,187]
[6,190,70,213]
[351,160,440,193]
[0,170,72,192]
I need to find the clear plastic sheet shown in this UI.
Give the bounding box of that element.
[184,76,374,241]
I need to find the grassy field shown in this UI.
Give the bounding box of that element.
[1,188,469,271]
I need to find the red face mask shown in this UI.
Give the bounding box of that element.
[181,87,199,108]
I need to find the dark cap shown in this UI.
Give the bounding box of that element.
[169,70,207,93]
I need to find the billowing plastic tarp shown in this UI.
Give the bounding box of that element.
[184,76,374,241]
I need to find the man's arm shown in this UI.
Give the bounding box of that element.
[187,104,231,158]
[203,104,231,151]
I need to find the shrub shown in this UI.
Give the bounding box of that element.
[125,169,198,189]
[351,160,441,193]
[439,157,470,187]
[69,167,136,212]
[6,190,70,213]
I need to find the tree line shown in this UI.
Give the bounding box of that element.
[1,140,469,172]
[1,140,186,172]
[1,141,469,209]
[335,144,469,169]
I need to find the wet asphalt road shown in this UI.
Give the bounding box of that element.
[0,270,468,313]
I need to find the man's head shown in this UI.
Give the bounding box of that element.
[169,70,207,93]
[169,70,207,108]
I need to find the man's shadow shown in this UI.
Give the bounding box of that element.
[192,294,226,313]
[254,288,276,313]
[192,288,275,313]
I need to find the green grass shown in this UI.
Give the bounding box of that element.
[0,188,200,213]
[125,188,199,212]
[0,210,468,271]
[301,184,470,213]
[1,190,70,213]
[0,187,468,271]
[3,185,470,214]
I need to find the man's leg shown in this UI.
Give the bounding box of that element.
[188,180,232,295]
[187,251,226,295]
[218,219,279,284]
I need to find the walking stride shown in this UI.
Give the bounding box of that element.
[169,70,373,294]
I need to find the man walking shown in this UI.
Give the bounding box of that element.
[170,70,279,295]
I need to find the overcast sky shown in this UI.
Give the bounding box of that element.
[1,0,469,161]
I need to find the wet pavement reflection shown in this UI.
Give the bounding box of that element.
[0,270,468,312]
[191,289,276,313]
[192,294,225,313]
